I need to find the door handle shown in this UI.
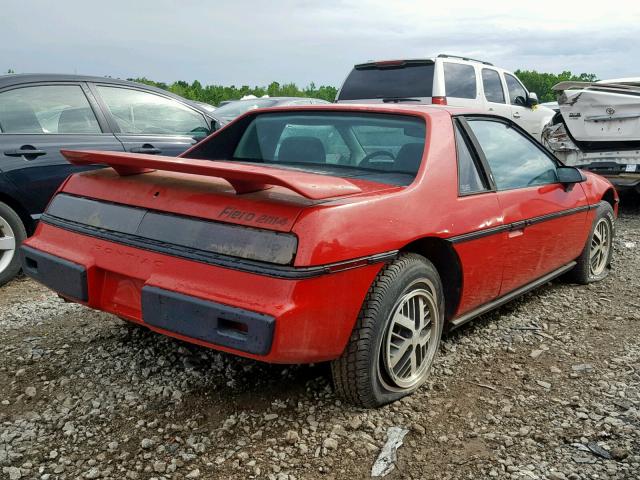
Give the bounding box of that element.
[4,147,47,158]
[130,145,161,155]
[513,111,521,119]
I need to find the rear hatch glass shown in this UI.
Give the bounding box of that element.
[189,111,427,186]
[337,61,434,101]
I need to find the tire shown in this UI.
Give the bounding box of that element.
[566,201,615,285]
[0,201,27,287]
[331,253,444,408]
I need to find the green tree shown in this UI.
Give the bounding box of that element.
[514,70,599,103]
[126,77,338,106]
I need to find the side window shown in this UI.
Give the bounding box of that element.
[96,86,208,136]
[504,74,528,106]
[467,119,557,190]
[0,85,101,134]
[443,63,477,99]
[277,124,350,164]
[455,125,487,194]
[481,69,505,104]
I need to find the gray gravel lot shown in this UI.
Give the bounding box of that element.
[1,199,639,480]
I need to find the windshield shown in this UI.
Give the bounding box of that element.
[214,99,279,118]
[220,112,426,186]
[338,62,435,101]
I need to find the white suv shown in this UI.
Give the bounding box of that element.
[336,54,555,141]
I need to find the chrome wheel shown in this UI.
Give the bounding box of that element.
[0,215,16,275]
[590,217,611,277]
[381,281,440,390]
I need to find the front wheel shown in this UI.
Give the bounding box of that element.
[566,201,615,284]
[331,253,444,408]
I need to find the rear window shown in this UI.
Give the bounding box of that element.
[338,62,434,101]
[444,63,477,99]
[221,112,426,186]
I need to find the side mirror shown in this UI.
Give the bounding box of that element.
[527,92,539,108]
[557,166,586,186]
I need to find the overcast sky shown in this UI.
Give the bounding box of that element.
[2,0,639,86]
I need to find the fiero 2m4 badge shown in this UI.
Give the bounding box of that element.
[218,206,290,227]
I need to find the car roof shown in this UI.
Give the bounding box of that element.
[0,73,214,116]
[0,73,159,89]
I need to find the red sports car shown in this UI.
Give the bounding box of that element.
[20,104,617,407]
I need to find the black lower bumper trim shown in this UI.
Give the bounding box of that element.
[19,246,88,301]
[141,286,275,355]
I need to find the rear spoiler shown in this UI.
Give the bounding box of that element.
[61,150,362,200]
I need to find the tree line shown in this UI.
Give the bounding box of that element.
[128,78,339,105]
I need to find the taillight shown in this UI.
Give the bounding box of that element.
[432,96,447,105]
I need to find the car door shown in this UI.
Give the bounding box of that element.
[449,120,505,315]
[503,72,541,137]
[480,68,511,119]
[90,84,211,156]
[464,117,589,295]
[0,83,124,215]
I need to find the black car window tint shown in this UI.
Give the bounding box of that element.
[444,63,477,99]
[504,74,528,106]
[481,69,505,104]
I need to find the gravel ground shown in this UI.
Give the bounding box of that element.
[1,198,639,480]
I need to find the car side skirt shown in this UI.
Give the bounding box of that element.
[449,261,576,329]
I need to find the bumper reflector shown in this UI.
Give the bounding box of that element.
[141,286,275,355]
[20,246,88,301]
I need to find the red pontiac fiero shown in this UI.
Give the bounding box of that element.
[20,105,617,407]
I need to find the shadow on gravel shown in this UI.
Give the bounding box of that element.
[112,321,331,414]
[619,190,640,215]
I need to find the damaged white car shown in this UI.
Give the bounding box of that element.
[543,78,640,192]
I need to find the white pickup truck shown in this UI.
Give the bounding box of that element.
[543,78,640,193]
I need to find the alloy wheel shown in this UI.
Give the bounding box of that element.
[589,217,611,277]
[380,282,440,390]
[0,215,17,275]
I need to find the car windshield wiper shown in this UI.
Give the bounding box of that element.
[379,97,421,103]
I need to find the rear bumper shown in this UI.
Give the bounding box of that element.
[600,175,640,190]
[21,223,384,363]
[552,150,640,190]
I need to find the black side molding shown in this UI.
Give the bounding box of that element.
[141,286,275,355]
[19,246,88,301]
[449,261,576,329]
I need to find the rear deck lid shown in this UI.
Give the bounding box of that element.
[554,81,640,144]
[58,150,397,234]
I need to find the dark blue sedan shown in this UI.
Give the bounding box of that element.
[0,74,217,285]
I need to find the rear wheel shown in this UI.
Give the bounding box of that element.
[0,202,27,287]
[566,201,614,284]
[331,253,444,408]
